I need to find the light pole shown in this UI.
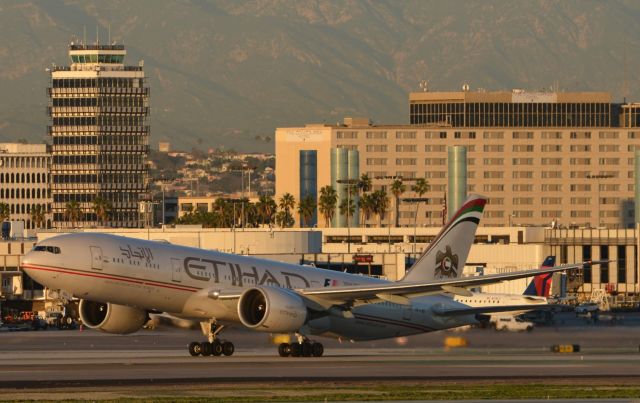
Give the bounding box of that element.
[336,178,359,254]
[403,197,429,262]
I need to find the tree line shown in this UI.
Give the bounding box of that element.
[176,175,429,228]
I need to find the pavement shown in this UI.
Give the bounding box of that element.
[0,314,638,386]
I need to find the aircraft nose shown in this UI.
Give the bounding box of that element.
[21,249,40,271]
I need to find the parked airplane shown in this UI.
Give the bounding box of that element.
[453,256,557,326]
[21,195,594,357]
[454,256,556,311]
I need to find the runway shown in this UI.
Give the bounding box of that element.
[0,323,639,386]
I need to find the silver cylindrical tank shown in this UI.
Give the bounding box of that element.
[447,146,467,221]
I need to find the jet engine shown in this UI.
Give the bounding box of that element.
[79,299,148,334]
[238,287,307,332]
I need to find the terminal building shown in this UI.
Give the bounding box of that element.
[276,90,640,229]
[0,143,52,230]
[47,42,150,228]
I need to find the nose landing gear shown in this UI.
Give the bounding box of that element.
[188,321,235,357]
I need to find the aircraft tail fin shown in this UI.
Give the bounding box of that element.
[523,256,556,296]
[400,194,487,283]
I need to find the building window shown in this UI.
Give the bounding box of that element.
[483,145,504,152]
[395,131,416,139]
[366,158,387,166]
[396,145,417,152]
[336,131,358,139]
[366,145,388,152]
[366,131,387,139]
[618,245,626,283]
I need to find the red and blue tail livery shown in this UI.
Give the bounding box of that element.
[523,256,556,297]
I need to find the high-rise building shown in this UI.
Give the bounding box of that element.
[47,42,149,228]
[0,143,52,229]
[276,91,640,229]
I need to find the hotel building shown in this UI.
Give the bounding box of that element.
[276,90,640,229]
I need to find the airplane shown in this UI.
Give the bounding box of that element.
[453,256,556,311]
[21,195,597,358]
[452,256,557,326]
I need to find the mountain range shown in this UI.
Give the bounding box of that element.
[1,0,640,152]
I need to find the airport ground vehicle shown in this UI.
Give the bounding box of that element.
[493,315,534,331]
[2,311,47,331]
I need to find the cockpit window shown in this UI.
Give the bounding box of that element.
[33,245,61,254]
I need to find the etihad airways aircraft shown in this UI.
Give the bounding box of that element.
[21,195,592,358]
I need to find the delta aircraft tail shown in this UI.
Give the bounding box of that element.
[523,256,556,297]
[400,194,487,283]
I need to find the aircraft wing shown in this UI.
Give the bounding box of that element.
[431,303,559,317]
[298,261,604,306]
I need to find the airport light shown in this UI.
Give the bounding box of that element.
[336,178,360,254]
[402,197,429,262]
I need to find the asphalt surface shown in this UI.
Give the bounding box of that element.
[0,313,639,386]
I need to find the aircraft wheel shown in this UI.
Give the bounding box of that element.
[188,341,202,356]
[301,341,313,357]
[290,342,301,357]
[212,341,223,356]
[222,341,235,356]
[312,342,324,357]
[278,343,291,357]
[201,341,212,356]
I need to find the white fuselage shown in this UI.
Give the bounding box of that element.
[23,233,480,341]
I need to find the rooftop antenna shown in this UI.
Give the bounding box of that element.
[419,79,428,92]
[96,24,99,45]
[623,36,628,104]
[108,23,111,44]
[83,25,86,45]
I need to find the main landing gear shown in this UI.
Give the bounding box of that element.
[188,321,235,357]
[278,334,324,357]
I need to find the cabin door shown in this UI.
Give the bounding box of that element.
[90,246,103,271]
[171,258,182,282]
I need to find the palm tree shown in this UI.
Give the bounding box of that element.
[358,193,374,226]
[0,203,9,222]
[92,196,112,226]
[297,195,316,228]
[213,198,231,227]
[278,193,296,228]
[339,197,355,225]
[318,186,338,227]
[256,194,277,226]
[371,190,389,226]
[64,200,82,228]
[411,178,430,222]
[244,201,259,228]
[358,173,372,193]
[30,204,46,229]
[390,179,406,227]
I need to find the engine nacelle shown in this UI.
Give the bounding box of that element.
[79,300,148,334]
[237,287,307,332]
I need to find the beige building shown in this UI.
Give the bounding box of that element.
[0,144,52,229]
[276,91,640,229]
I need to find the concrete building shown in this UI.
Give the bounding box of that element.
[276,91,640,229]
[47,42,149,229]
[0,144,52,229]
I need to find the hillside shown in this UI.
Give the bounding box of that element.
[1,0,639,151]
